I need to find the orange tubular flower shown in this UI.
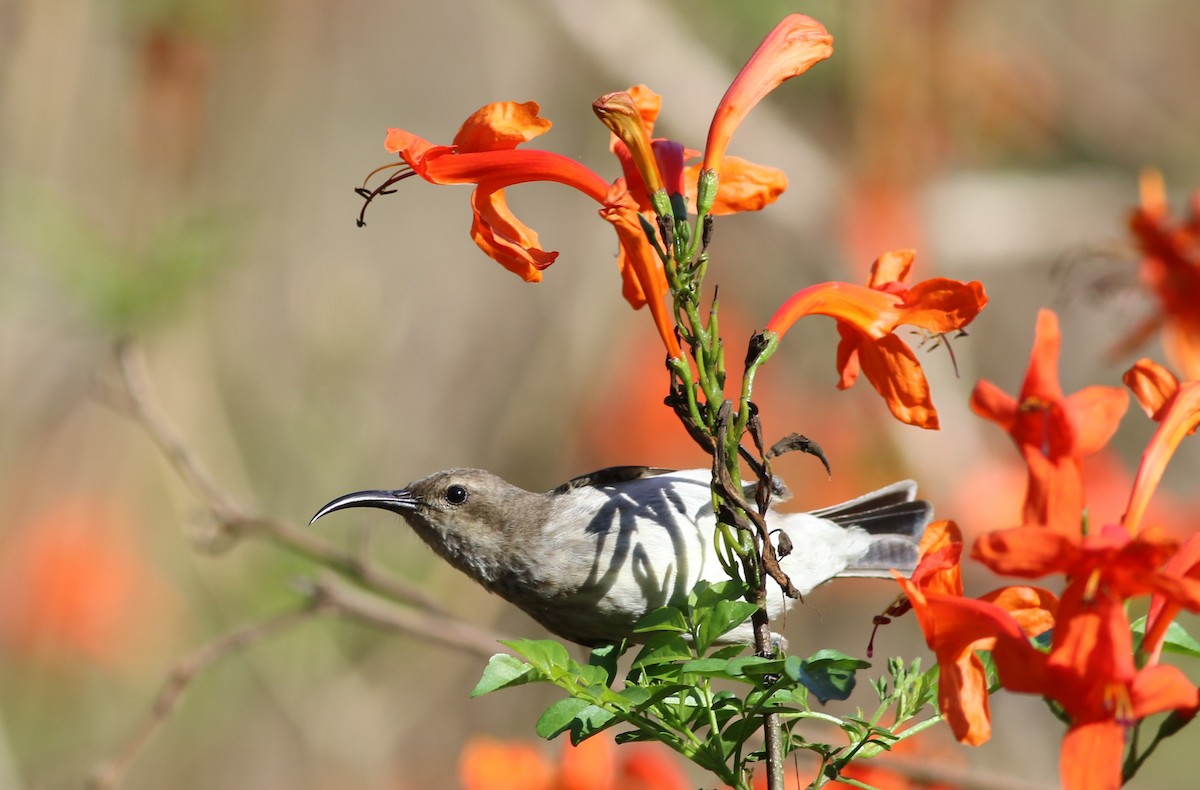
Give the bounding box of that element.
[1119,170,1200,380]
[370,101,679,358]
[970,309,1128,529]
[764,249,987,429]
[896,521,1057,746]
[609,85,788,218]
[363,73,807,360]
[915,584,1196,790]
[702,14,834,178]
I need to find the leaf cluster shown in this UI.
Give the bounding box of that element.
[472,580,942,789]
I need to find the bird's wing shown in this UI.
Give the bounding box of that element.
[548,465,678,494]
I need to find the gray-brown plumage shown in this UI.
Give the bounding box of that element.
[312,466,931,646]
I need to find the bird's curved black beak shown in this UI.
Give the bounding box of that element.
[310,489,420,524]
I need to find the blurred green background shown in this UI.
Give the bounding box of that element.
[1,0,1198,787]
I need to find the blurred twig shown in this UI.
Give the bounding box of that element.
[103,337,452,616]
[299,572,502,657]
[86,574,504,790]
[84,338,511,788]
[87,603,321,790]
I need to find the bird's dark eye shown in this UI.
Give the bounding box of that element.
[445,484,468,505]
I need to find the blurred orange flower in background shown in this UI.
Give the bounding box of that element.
[970,308,1128,530]
[458,735,688,790]
[1118,170,1200,380]
[0,497,178,668]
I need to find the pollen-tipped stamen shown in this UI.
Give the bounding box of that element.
[355,166,419,227]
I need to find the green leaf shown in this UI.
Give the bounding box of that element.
[536,697,593,738]
[470,653,540,697]
[697,599,759,652]
[630,634,694,671]
[693,579,747,611]
[574,664,611,688]
[634,607,689,633]
[710,643,749,661]
[588,642,624,687]
[567,705,619,745]
[503,639,574,674]
[1131,615,1200,658]
[727,656,787,679]
[681,658,732,675]
[786,650,870,704]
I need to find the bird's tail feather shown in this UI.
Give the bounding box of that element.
[810,480,932,578]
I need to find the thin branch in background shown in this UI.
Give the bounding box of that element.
[81,338,511,788]
[103,338,454,616]
[86,603,321,790]
[299,572,503,658]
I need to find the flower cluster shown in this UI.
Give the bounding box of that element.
[359,15,987,429]
[902,308,1200,790]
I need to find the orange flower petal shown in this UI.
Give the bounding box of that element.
[702,15,833,175]
[979,585,1058,638]
[452,101,553,152]
[969,379,1018,434]
[1020,309,1067,403]
[469,184,556,280]
[1123,357,1180,420]
[1059,720,1125,790]
[600,193,682,359]
[866,249,915,290]
[852,331,939,429]
[1129,663,1200,719]
[971,524,1081,578]
[683,156,787,215]
[1062,385,1129,456]
[894,277,989,334]
[557,737,616,790]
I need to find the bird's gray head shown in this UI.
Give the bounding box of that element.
[311,468,547,584]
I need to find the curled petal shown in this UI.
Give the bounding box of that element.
[622,85,662,139]
[452,101,552,152]
[469,184,556,281]
[384,128,453,174]
[911,519,964,596]
[980,585,1058,638]
[867,249,915,290]
[702,14,833,174]
[895,278,989,334]
[1129,663,1200,719]
[850,330,939,429]
[1124,357,1180,420]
